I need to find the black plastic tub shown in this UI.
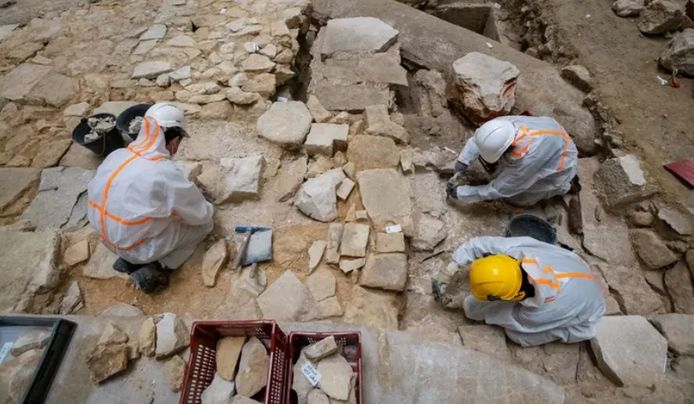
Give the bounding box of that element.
[0,316,76,404]
[506,214,557,244]
[116,103,151,141]
[72,113,123,156]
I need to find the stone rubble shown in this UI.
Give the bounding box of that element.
[202,239,229,287]
[659,28,694,76]
[335,178,355,201]
[365,104,410,144]
[304,336,339,361]
[295,168,345,222]
[138,317,157,357]
[411,214,447,251]
[339,258,366,274]
[306,95,332,123]
[86,343,130,384]
[235,337,269,398]
[638,0,684,35]
[325,223,343,265]
[450,52,520,124]
[155,312,188,359]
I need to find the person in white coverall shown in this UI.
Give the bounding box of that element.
[87,103,213,293]
[448,116,578,207]
[432,236,605,347]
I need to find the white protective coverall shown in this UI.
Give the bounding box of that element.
[456,116,578,206]
[452,236,605,347]
[87,116,213,269]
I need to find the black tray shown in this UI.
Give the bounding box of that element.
[0,316,77,404]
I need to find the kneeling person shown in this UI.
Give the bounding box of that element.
[433,236,605,347]
[448,116,578,207]
[87,103,214,293]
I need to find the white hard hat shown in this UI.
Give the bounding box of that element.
[145,102,185,130]
[474,119,516,163]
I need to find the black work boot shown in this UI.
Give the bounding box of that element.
[130,263,170,294]
[113,258,142,274]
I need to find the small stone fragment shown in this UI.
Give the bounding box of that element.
[656,206,693,235]
[659,29,694,76]
[155,312,188,359]
[241,54,275,73]
[219,156,265,203]
[202,239,229,287]
[325,223,343,264]
[339,258,366,274]
[201,374,236,404]
[649,314,694,355]
[98,322,129,347]
[132,61,172,79]
[304,123,349,156]
[235,337,269,397]
[216,336,246,381]
[612,0,644,17]
[336,178,355,200]
[340,223,370,257]
[665,260,694,314]
[257,271,315,321]
[226,87,260,105]
[365,104,409,144]
[63,239,90,266]
[411,214,447,251]
[560,65,592,92]
[138,317,156,357]
[317,354,353,400]
[306,95,331,123]
[304,336,339,361]
[630,229,678,269]
[375,232,405,253]
[165,355,186,392]
[308,240,327,273]
[86,343,129,383]
[307,389,330,404]
[295,169,345,222]
[638,0,684,35]
[306,269,336,302]
[257,101,312,147]
[10,329,50,356]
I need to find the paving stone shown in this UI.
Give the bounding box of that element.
[317,354,353,400]
[328,52,408,87]
[306,269,336,302]
[659,28,694,76]
[257,101,312,147]
[596,155,654,210]
[346,135,400,170]
[358,168,413,233]
[0,168,40,212]
[365,104,409,144]
[638,0,684,34]
[375,232,405,253]
[359,253,408,291]
[590,315,667,387]
[201,374,235,404]
[307,240,327,274]
[86,343,129,384]
[257,271,316,321]
[140,24,167,40]
[340,223,370,257]
[597,264,664,315]
[322,17,398,56]
[630,229,678,269]
[312,84,391,112]
[649,314,694,355]
[664,260,694,314]
[138,317,156,357]
[235,337,269,397]
[132,61,172,79]
[612,0,645,17]
[216,336,245,380]
[295,168,345,222]
[325,223,343,264]
[411,214,446,251]
[458,325,512,361]
[0,229,60,312]
[336,178,354,201]
[560,65,592,92]
[218,155,265,203]
[155,312,189,359]
[656,206,693,235]
[82,243,129,281]
[201,240,228,287]
[0,63,52,103]
[306,95,331,122]
[343,286,399,330]
[450,52,519,124]
[304,123,348,156]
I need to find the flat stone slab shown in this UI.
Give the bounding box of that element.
[359,253,408,291]
[346,135,400,171]
[590,315,668,387]
[322,17,398,56]
[257,101,312,147]
[0,63,52,102]
[312,83,391,112]
[132,61,173,79]
[357,168,412,233]
[0,230,60,312]
[0,168,40,212]
[649,314,694,355]
[257,271,316,321]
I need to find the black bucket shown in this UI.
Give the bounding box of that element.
[506,214,557,244]
[116,103,151,141]
[72,113,124,156]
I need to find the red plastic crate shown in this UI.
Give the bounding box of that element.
[286,331,363,404]
[180,320,289,404]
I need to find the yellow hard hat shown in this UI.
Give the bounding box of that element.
[469,255,524,301]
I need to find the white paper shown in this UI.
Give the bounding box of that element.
[0,342,14,364]
[385,224,402,234]
[301,361,321,386]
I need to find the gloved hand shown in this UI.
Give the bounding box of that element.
[432,263,468,309]
[202,190,214,203]
[446,181,459,200]
[454,161,468,174]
